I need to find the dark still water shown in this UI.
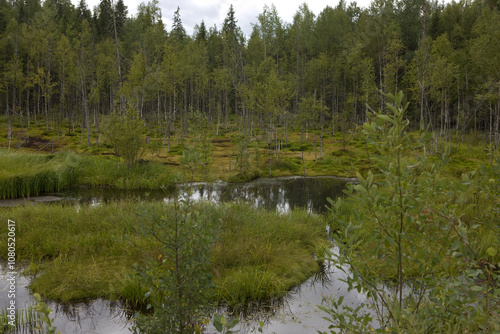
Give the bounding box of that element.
[1,176,363,334]
[57,176,353,214]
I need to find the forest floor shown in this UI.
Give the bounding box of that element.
[0,118,490,184]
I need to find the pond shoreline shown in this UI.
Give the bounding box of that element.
[0,175,358,207]
[0,177,357,333]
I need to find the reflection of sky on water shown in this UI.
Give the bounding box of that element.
[0,262,131,334]
[1,177,362,334]
[170,177,348,214]
[55,177,352,216]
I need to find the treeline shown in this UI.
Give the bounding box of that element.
[1,0,499,152]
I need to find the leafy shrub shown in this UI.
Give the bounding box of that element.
[105,108,145,166]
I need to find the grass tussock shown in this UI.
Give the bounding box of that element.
[212,203,326,305]
[0,150,178,199]
[76,156,179,189]
[0,201,327,306]
[0,150,80,199]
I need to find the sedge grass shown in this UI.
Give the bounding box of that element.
[75,156,180,189]
[0,307,41,334]
[0,150,178,199]
[0,150,80,199]
[211,203,326,305]
[0,201,327,307]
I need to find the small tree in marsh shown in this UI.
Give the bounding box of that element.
[132,198,217,334]
[180,111,214,181]
[320,91,432,331]
[106,107,145,165]
[320,92,500,332]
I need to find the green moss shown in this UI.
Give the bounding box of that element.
[272,158,301,172]
[167,144,185,155]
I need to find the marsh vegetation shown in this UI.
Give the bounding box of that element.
[1,0,500,331]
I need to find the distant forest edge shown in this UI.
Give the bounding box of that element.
[1,0,499,152]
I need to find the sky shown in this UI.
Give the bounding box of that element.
[74,0,376,38]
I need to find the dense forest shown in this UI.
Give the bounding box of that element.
[1,1,500,332]
[1,0,499,154]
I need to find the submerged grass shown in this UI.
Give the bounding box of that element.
[0,201,327,307]
[0,307,41,334]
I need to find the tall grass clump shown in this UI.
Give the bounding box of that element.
[0,201,148,301]
[0,307,40,334]
[76,155,178,189]
[211,202,326,306]
[0,200,328,309]
[0,150,80,199]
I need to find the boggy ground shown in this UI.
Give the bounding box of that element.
[0,201,329,308]
[0,118,489,200]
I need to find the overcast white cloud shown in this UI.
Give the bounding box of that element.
[76,0,452,38]
[75,0,379,38]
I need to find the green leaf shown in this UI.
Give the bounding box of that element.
[486,247,497,257]
[470,286,483,292]
[377,114,394,124]
[226,318,239,330]
[213,317,223,332]
[385,103,399,116]
[353,184,367,193]
[384,235,397,247]
[395,91,403,107]
[318,305,330,313]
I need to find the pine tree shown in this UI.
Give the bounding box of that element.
[171,7,185,42]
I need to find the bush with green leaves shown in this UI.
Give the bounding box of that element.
[131,196,218,334]
[32,293,60,334]
[106,107,145,165]
[320,91,500,333]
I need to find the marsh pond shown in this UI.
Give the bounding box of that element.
[1,176,370,334]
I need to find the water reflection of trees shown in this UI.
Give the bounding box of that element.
[189,177,347,214]
[50,299,133,332]
[63,177,348,215]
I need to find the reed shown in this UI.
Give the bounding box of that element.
[0,150,178,200]
[75,156,179,189]
[0,150,80,199]
[0,306,41,334]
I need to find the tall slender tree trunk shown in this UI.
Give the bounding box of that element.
[295,33,300,115]
[496,86,500,150]
[26,89,30,129]
[490,103,493,163]
[112,2,124,113]
[6,81,11,152]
